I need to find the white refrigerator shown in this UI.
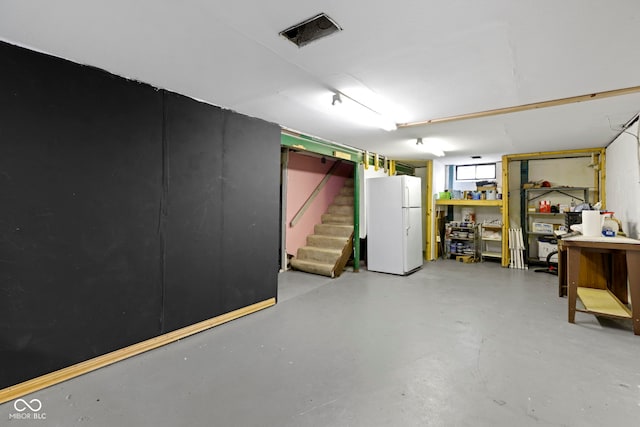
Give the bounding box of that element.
[366,175,423,275]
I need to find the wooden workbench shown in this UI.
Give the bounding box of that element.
[563,235,640,335]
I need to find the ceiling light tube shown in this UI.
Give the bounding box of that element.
[331,91,397,131]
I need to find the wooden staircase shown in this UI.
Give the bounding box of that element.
[290,179,354,278]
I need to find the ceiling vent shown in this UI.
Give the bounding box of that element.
[280,13,342,47]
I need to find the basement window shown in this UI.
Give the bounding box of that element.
[280,13,342,47]
[456,163,496,181]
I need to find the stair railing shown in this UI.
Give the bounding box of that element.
[290,160,342,227]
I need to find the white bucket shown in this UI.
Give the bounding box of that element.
[581,210,603,237]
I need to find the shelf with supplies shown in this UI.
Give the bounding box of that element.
[436,197,506,265]
[480,223,503,260]
[524,186,589,202]
[444,223,479,260]
[435,199,503,207]
[522,186,590,264]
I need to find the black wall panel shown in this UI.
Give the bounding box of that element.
[0,43,164,387]
[0,41,280,389]
[221,114,280,312]
[163,93,225,332]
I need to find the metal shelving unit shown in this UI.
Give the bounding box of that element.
[444,222,479,260]
[436,199,506,264]
[523,187,589,263]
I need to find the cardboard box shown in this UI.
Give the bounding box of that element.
[456,255,475,263]
[532,222,554,233]
[539,200,551,213]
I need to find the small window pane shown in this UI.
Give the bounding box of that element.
[476,164,496,179]
[456,165,475,180]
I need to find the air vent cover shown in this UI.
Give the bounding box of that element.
[280,13,342,47]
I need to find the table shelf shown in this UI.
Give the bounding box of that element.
[564,237,640,335]
[576,288,631,319]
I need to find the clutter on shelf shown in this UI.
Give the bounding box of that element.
[444,221,478,261]
[522,180,552,189]
[438,180,501,201]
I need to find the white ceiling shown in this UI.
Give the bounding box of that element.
[2,0,640,164]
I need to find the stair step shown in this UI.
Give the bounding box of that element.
[344,178,354,187]
[307,234,350,249]
[333,194,353,205]
[314,223,354,237]
[290,259,335,277]
[321,213,353,225]
[297,246,342,263]
[339,186,354,196]
[327,204,353,215]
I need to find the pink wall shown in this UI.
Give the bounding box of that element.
[286,152,353,256]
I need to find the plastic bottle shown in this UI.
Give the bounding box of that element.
[602,213,618,237]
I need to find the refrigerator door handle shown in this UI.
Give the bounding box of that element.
[405,209,410,235]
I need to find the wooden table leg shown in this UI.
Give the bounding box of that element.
[567,247,581,324]
[626,251,640,335]
[558,247,567,297]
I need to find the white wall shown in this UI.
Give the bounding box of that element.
[528,157,596,206]
[606,121,640,238]
[359,164,388,238]
[508,160,522,227]
[508,157,595,228]
[433,160,446,195]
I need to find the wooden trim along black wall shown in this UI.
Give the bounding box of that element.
[0,41,280,389]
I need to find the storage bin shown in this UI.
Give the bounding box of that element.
[538,237,558,262]
[532,222,554,233]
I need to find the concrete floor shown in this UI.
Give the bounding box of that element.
[2,260,640,426]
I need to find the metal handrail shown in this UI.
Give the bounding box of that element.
[289,160,342,227]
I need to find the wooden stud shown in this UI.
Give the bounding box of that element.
[600,149,607,210]
[397,85,640,128]
[426,160,433,261]
[503,147,605,161]
[501,155,510,267]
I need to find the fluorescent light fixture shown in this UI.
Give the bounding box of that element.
[331,91,397,131]
[414,137,445,157]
